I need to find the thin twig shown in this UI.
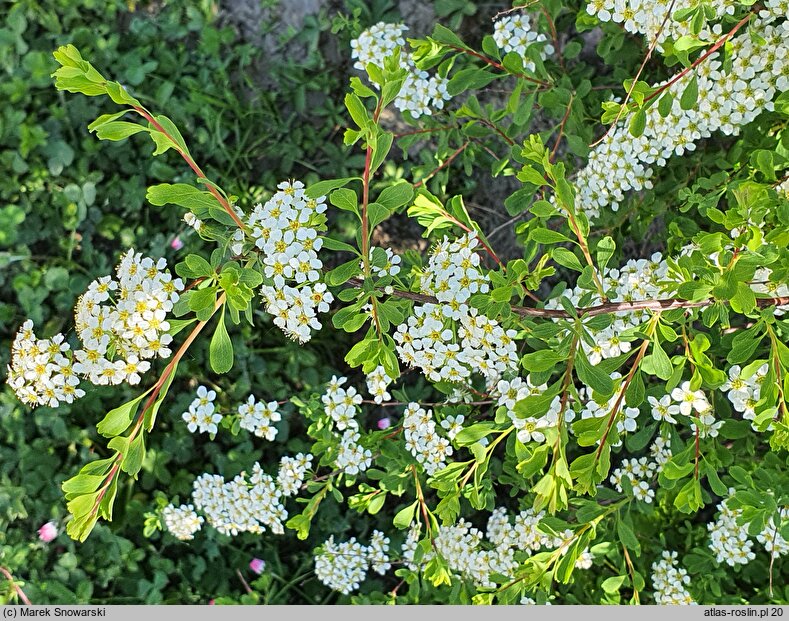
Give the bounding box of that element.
[413,141,471,189]
[0,567,32,605]
[347,277,789,320]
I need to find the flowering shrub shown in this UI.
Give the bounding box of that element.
[5,0,789,605]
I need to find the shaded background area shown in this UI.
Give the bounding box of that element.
[0,0,515,604]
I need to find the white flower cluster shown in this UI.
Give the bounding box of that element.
[403,402,453,475]
[409,508,586,588]
[248,180,333,344]
[396,304,519,385]
[365,365,394,404]
[751,267,789,316]
[362,247,401,279]
[336,430,373,475]
[575,16,789,219]
[183,212,202,232]
[720,363,770,430]
[395,233,521,386]
[181,385,222,435]
[708,494,756,566]
[578,373,640,444]
[8,321,82,407]
[549,254,676,367]
[496,376,568,445]
[440,413,465,439]
[276,453,313,496]
[8,249,182,408]
[319,376,372,476]
[757,515,789,557]
[651,551,695,605]
[190,457,310,536]
[314,531,390,594]
[492,13,554,72]
[73,250,182,384]
[609,436,673,504]
[350,22,451,118]
[648,378,713,425]
[586,0,735,50]
[162,503,204,541]
[402,524,422,571]
[322,375,362,431]
[237,394,281,440]
[708,493,789,566]
[419,233,490,319]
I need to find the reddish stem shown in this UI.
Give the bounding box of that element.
[413,141,471,189]
[0,567,32,605]
[643,12,753,107]
[132,105,247,232]
[445,44,550,87]
[550,93,574,162]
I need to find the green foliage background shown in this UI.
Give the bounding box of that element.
[1,0,787,606]
[0,0,374,604]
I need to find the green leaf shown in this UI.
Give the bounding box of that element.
[121,433,145,477]
[367,202,391,230]
[306,177,358,199]
[658,91,674,117]
[393,501,419,529]
[345,93,370,128]
[596,236,616,273]
[447,68,497,96]
[377,182,414,211]
[146,183,235,226]
[370,132,393,174]
[729,282,757,315]
[62,474,105,495]
[96,391,150,437]
[430,24,465,48]
[518,166,547,186]
[326,259,361,286]
[628,109,646,138]
[575,349,614,396]
[680,75,698,111]
[209,307,233,374]
[601,575,627,595]
[92,121,148,141]
[454,423,495,446]
[184,254,214,278]
[616,519,640,555]
[321,237,358,254]
[330,188,358,213]
[645,339,673,380]
[530,228,574,245]
[521,350,565,372]
[552,247,584,272]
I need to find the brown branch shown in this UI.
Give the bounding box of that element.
[0,566,32,605]
[550,93,574,162]
[132,106,246,232]
[642,11,753,108]
[413,141,470,189]
[347,277,789,320]
[590,0,677,148]
[394,126,454,138]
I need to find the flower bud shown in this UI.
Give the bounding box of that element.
[38,521,58,542]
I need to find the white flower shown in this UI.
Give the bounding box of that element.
[671,381,709,416]
[648,394,679,424]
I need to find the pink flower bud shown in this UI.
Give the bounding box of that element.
[208,599,215,606]
[170,236,184,251]
[377,417,391,430]
[249,558,265,575]
[38,521,58,542]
